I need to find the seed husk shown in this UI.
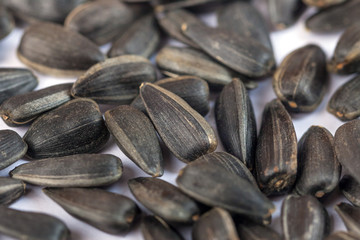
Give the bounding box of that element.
[0,68,38,105]
[215,78,257,170]
[141,215,184,240]
[282,194,330,240]
[17,22,105,77]
[0,6,14,41]
[131,75,210,116]
[104,105,163,177]
[0,206,70,240]
[325,231,360,240]
[237,220,282,240]
[255,99,298,196]
[335,202,360,237]
[334,119,360,184]
[328,75,360,121]
[181,23,276,78]
[303,0,348,8]
[268,0,306,30]
[140,83,217,162]
[43,187,139,234]
[71,55,156,104]
[153,0,236,11]
[192,208,239,240]
[306,0,360,33]
[23,98,109,159]
[10,154,123,187]
[1,83,72,127]
[294,126,340,198]
[176,159,275,220]
[340,175,360,208]
[128,177,200,223]
[0,177,25,205]
[273,44,328,113]
[0,130,27,170]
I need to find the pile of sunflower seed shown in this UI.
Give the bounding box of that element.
[0,0,360,239]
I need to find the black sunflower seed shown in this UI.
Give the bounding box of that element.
[0,130,27,170]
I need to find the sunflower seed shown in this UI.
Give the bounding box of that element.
[153,0,233,11]
[0,6,14,40]
[23,98,109,159]
[303,0,348,7]
[282,195,330,240]
[325,232,360,240]
[17,22,105,77]
[128,177,200,223]
[10,154,123,187]
[273,44,328,113]
[268,0,306,30]
[335,202,360,237]
[215,78,257,170]
[43,187,139,234]
[340,175,360,208]
[141,215,184,240]
[0,130,27,170]
[0,177,25,205]
[255,99,298,196]
[237,220,282,240]
[71,55,156,104]
[140,83,217,162]
[104,105,163,177]
[1,83,72,127]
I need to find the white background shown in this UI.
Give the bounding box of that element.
[0,2,352,239]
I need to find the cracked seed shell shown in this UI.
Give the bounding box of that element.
[0,130,27,170]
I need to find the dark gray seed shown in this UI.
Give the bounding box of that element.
[131,75,210,116]
[335,202,360,237]
[128,177,200,223]
[268,0,306,30]
[334,119,360,183]
[303,0,348,7]
[273,44,328,113]
[255,99,298,196]
[43,187,139,234]
[140,83,217,162]
[0,207,70,240]
[215,78,257,170]
[325,232,360,240]
[65,1,148,45]
[0,68,38,105]
[182,23,275,78]
[108,14,160,58]
[23,98,109,159]
[10,154,123,187]
[0,130,27,170]
[217,1,272,51]
[294,126,340,197]
[237,221,282,240]
[0,6,14,40]
[328,25,360,75]
[141,215,184,240]
[17,22,105,77]
[1,83,72,127]
[340,175,360,208]
[282,195,330,240]
[193,208,239,240]
[104,105,163,177]
[176,159,275,219]
[71,55,156,104]
[153,0,236,11]
[0,177,25,205]
[306,0,360,33]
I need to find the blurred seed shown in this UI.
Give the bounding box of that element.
[17,22,105,77]
[0,68,38,105]
[0,207,70,240]
[141,215,184,240]
[282,195,330,240]
[43,187,139,234]
[128,177,200,223]
[0,177,25,205]
[255,99,298,196]
[0,130,27,170]
[237,220,282,240]
[23,98,109,159]
[335,202,360,237]
[140,83,217,162]
[0,6,14,40]
[303,0,348,7]
[71,55,157,104]
[340,175,360,208]
[104,105,163,177]
[131,75,210,116]
[10,154,123,187]
[1,83,72,127]
[153,0,235,11]
[215,78,257,170]
[269,0,306,30]
[325,232,360,240]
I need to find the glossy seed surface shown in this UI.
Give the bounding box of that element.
[0,177,25,205]
[237,220,282,240]
[268,0,306,30]
[340,175,360,208]
[335,202,360,236]
[141,216,184,240]
[0,130,27,170]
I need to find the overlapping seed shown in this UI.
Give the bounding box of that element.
[340,175,360,208]
[0,178,25,205]
[153,0,227,11]
[268,0,306,30]
[335,202,360,237]
[303,0,348,8]
[0,6,14,41]
[0,130,27,170]
[237,220,282,240]
[141,216,184,240]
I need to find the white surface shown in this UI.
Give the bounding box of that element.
[0,4,352,240]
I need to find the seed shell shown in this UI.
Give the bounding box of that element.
[128,177,200,223]
[268,0,306,30]
[141,215,184,240]
[43,187,139,234]
[23,98,109,159]
[0,177,25,205]
[303,0,348,8]
[0,130,27,170]
[255,99,298,196]
[325,232,360,240]
[340,175,360,208]
[71,55,157,104]
[153,0,236,11]
[335,202,360,236]
[140,82,217,162]
[237,220,282,240]
[1,83,72,127]
[0,6,14,40]
[18,22,105,77]
[10,154,123,187]
[104,105,163,177]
